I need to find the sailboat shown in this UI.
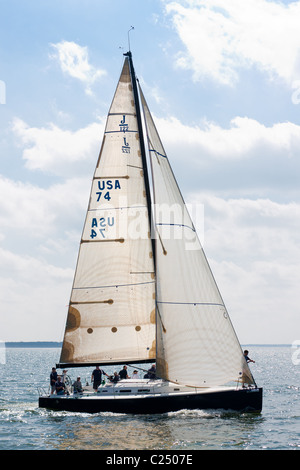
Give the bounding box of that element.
[38,51,263,414]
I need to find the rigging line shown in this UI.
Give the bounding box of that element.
[156,303,167,333]
[126,363,164,381]
[126,363,151,374]
[156,222,196,232]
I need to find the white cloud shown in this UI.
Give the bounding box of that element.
[12,110,300,196]
[0,175,89,240]
[187,193,300,343]
[50,41,106,95]
[156,114,300,160]
[165,0,300,86]
[194,195,300,260]
[0,175,90,340]
[154,114,300,198]
[12,117,104,175]
[0,247,73,341]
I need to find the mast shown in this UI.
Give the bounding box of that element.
[124,51,156,270]
[125,50,158,375]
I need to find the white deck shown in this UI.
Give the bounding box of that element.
[46,378,240,400]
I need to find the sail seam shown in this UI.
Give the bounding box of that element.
[81,238,125,243]
[130,271,155,274]
[149,149,167,158]
[87,204,147,212]
[73,280,155,289]
[105,130,138,134]
[70,301,112,305]
[108,112,136,116]
[94,176,129,179]
[157,301,225,307]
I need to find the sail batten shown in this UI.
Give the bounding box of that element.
[72,281,155,289]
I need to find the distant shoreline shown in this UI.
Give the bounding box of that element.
[4,342,291,348]
[5,342,62,348]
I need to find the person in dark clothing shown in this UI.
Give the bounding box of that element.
[91,365,108,390]
[109,371,120,383]
[243,350,255,363]
[144,364,156,379]
[50,367,58,394]
[73,377,83,394]
[119,365,129,379]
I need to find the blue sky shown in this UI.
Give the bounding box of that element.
[1,0,300,345]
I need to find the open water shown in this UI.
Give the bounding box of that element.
[0,345,299,451]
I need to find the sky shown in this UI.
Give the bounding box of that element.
[0,0,300,345]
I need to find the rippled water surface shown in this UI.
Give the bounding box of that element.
[0,346,299,450]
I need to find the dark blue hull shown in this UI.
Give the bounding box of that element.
[39,387,262,414]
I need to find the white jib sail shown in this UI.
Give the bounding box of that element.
[139,85,254,387]
[60,58,155,365]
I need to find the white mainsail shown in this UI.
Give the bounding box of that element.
[139,85,254,388]
[59,58,156,366]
